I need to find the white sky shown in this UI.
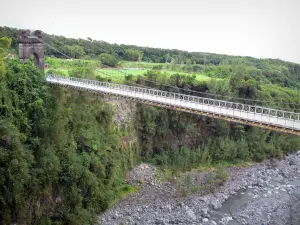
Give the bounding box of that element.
[1,0,299,63]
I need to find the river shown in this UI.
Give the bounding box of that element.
[100,152,300,225]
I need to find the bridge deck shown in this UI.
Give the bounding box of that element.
[46,74,300,135]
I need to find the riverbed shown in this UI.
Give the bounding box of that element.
[100,152,300,225]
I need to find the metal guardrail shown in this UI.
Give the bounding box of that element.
[46,74,300,133]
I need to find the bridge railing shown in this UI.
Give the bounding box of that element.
[46,74,300,124]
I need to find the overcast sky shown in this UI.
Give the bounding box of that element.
[1,0,299,63]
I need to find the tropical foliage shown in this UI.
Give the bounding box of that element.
[0,38,138,224]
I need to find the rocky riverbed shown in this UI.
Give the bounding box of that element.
[100,152,300,225]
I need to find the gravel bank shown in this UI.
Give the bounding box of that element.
[100,152,300,225]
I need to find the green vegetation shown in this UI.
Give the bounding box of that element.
[136,68,300,172]
[0,38,139,224]
[63,45,85,59]
[44,56,213,84]
[124,49,143,62]
[99,53,119,67]
[175,164,228,197]
[1,26,300,224]
[2,26,300,89]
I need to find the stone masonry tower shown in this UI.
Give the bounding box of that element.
[19,30,45,70]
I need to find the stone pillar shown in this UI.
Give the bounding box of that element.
[18,30,45,70]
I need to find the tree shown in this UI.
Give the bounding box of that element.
[229,66,262,100]
[170,58,177,70]
[69,67,95,79]
[99,53,118,67]
[124,49,142,61]
[207,79,233,97]
[0,37,11,79]
[63,45,85,59]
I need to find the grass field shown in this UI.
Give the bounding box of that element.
[45,57,214,82]
[120,61,162,68]
[120,61,215,81]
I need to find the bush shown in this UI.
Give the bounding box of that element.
[124,49,142,62]
[99,53,119,67]
[215,164,228,184]
[69,66,95,79]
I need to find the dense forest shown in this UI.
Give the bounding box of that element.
[1,26,300,224]
[0,37,139,224]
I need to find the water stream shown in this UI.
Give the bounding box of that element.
[214,188,251,225]
[213,178,300,225]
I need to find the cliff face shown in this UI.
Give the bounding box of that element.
[103,95,137,126]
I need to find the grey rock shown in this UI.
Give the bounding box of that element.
[202,218,208,222]
[210,201,221,209]
[186,207,196,220]
[201,208,208,216]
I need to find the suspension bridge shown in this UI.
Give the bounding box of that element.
[17,29,300,136]
[46,74,300,136]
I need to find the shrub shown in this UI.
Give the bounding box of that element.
[99,53,119,67]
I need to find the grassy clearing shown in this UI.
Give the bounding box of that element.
[45,57,98,69]
[99,68,146,77]
[97,68,212,81]
[46,57,213,82]
[120,61,162,69]
[45,68,69,76]
[120,61,213,81]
